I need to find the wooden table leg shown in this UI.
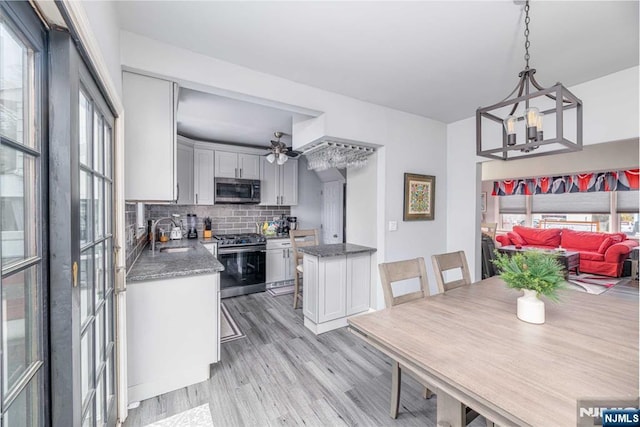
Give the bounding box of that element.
[436,388,465,427]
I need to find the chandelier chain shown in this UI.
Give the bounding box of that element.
[524,0,531,69]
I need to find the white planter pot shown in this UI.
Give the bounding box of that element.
[517,289,545,324]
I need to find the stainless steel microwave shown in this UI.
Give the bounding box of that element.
[214,178,261,204]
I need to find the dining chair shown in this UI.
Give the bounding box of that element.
[430,251,495,427]
[431,250,472,293]
[289,229,319,309]
[378,258,435,418]
[379,256,493,426]
[481,222,497,240]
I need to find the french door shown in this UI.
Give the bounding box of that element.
[49,30,117,426]
[0,2,47,425]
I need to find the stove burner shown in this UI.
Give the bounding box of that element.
[213,233,266,247]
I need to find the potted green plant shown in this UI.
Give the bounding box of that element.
[493,250,565,324]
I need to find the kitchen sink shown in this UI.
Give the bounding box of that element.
[159,246,194,253]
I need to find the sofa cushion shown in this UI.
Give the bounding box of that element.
[513,226,562,247]
[573,250,605,262]
[561,229,622,252]
[507,231,526,246]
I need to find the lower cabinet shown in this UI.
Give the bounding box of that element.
[303,252,372,334]
[266,238,295,284]
[126,273,220,403]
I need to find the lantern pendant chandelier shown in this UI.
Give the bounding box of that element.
[476,0,583,161]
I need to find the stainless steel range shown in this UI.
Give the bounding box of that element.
[214,233,267,298]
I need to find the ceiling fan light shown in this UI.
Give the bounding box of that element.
[277,153,288,165]
[266,153,276,163]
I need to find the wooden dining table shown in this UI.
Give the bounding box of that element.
[347,276,639,427]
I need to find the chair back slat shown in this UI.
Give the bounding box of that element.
[431,251,472,293]
[481,222,497,240]
[290,229,319,264]
[378,257,430,308]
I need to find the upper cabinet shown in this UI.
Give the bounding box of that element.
[123,71,178,201]
[261,158,298,206]
[214,151,260,179]
[176,142,194,204]
[194,147,215,205]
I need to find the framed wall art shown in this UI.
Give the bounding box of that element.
[403,173,435,221]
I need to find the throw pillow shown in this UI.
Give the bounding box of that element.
[507,231,526,246]
[598,237,616,254]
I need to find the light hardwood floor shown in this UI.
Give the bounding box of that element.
[123,280,638,427]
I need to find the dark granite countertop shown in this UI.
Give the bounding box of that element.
[298,243,377,258]
[264,234,291,239]
[127,240,224,283]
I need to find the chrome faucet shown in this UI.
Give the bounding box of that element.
[150,214,180,253]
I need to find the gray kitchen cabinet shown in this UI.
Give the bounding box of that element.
[176,142,194,204]
[266,238,295,284]
[194,147,215,205]
[302,251,372,335]
[215,151,260,179]
[123,71,178,201]
[260,158,298,206]
[127,273,220,402]
[238,153,260,179]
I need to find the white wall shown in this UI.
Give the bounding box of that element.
[81,1,122,95]
[121,31,449,308]
[447,66,640,281]
[290,157,322,232]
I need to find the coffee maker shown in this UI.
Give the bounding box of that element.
[287,216,298,231]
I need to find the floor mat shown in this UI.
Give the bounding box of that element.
[267,285,295,296]
[144,404,213,427]
[220,303,245,343]
[566,273,631,295]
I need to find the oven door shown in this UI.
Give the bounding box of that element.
[215,178,260,204]
[217,246,266,298]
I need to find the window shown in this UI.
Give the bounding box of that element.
[496,190,639,235]
[617,190,639,238]
[499,194,526,231]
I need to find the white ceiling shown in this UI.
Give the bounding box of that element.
[177,88,311,146]
[116,1,639,124]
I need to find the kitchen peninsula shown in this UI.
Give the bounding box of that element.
[126,240,224,403]
[299,243,376,334]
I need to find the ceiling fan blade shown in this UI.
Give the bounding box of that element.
[286,148,302,158]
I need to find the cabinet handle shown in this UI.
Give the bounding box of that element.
[282,249,285,259]
[196,193,198,204]
[240,168,243,178]
[176,183,180,204]
[235,167,238,178]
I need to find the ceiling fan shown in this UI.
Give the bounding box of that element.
[265,132,301,165]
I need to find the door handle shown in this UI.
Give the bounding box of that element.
[333,234,338,238]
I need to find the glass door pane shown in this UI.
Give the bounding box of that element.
[0,3,45,425]
[78,72,115,427]
[2,266,39,393]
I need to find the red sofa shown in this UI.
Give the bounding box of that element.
[496,226,638,277]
